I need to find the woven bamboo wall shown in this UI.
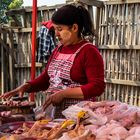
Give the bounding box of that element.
[8,5,63,88]
[1,5,65,105]
[97,0,140,106]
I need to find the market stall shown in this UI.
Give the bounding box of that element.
[0,0,140,139]
[0,100,140,140]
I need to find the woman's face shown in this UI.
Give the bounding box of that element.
[53,24,78,46]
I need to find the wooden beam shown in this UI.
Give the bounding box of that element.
[66,0,104,7]
[14,63,43,68]
[105,78,140,87]
[6,8,26,16]
[104,0,140,5]
[11,27,40,33]
[98,45,140,50]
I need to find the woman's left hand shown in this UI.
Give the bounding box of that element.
[43,90,64,110]
[49,91,64,105]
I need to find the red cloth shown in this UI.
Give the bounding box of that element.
[42,20,53,29]
[28,41,105,99]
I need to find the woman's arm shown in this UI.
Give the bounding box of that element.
[71,45,105,100]
[82,47,105,99]
[44,87,83,105]
[27,67,50,92]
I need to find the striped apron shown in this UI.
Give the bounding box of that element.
[47,43,91,118]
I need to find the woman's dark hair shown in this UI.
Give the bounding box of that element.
[51,4,95,38]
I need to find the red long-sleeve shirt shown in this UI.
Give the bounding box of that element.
[28,41,105,99]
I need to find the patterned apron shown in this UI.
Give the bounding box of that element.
[47,43,91,118]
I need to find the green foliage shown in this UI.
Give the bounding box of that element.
[0,0,12,23]
[0,0,23,24]
[8,0,23,9]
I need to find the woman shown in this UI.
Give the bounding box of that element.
[1,4,105,118]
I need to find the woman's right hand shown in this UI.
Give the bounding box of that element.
[0,83,31,100]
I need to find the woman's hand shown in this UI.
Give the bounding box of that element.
[50,91,64,105]
[0,83,31,100]
[0,90,17,100]
[43,87,83,110]
[43,90,64,110]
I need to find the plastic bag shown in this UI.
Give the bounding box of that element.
[33,106,46,120]
[62,105,107,125]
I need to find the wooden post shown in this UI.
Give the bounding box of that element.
[8,29,15,90]
[0,33,5,95]
[30,0,37,102]
[95,7,101,46]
